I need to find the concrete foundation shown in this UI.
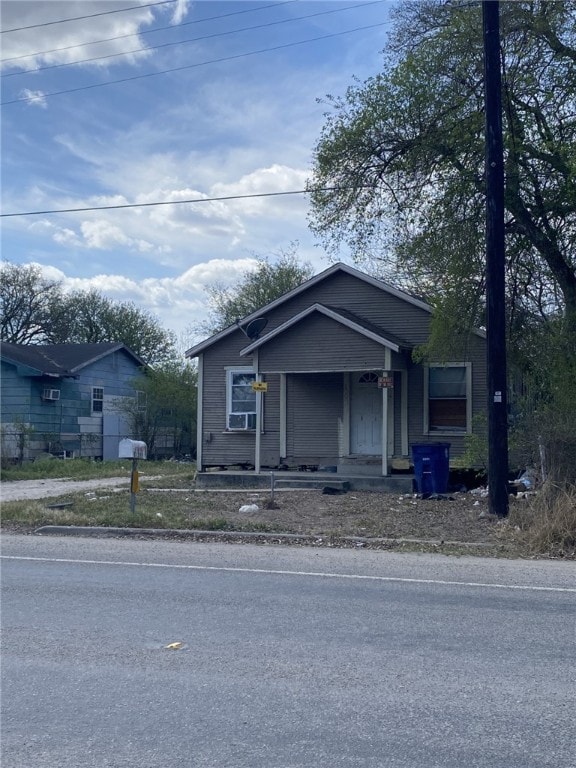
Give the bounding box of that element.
[196,470,414,493]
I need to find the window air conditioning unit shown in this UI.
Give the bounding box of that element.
[42,388,61,401]
[227,412,257,430]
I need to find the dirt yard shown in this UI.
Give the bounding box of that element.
[1,475,528,555]
[160,486,517,553]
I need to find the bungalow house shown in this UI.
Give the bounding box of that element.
[185,263,487,489]
[0,342,145,461]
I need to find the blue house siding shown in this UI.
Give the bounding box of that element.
[0,344,145,461]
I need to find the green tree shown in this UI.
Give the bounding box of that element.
[0,262,176,365]
[125,362,197,460]
[193,246,314,335]
[308,1,576,340]
[51,289,176,365]
[0,262,62,344]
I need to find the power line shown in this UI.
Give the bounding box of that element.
[0,20,390,106]
[1,1,383,78]
[0,1,298,64]
[1,0,177,34]
[0,189,318,218]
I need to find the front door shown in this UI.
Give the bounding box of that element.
[351,372,382,454]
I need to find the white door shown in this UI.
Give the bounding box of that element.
[351,373,382,454]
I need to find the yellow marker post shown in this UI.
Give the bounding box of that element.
[130,460,138,512]
[131,464,139,493]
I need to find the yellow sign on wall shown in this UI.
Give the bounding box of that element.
[251,381,268,392]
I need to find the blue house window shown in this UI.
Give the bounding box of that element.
[92,387,104,414]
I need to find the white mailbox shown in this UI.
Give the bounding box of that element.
[119,439,147,460]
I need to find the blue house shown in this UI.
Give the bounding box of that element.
[0,342,146,461]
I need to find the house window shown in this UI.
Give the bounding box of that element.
[92,387,104,414]
[226,369,257,430]
[358,372,379,384]
[425,364,471,433]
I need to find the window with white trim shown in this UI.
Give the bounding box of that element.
[226,369,257,430]
[92,387,104,414]
[425,364,471,433]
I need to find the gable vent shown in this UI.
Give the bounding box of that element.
[42,388,61,401]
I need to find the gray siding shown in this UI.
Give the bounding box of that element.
[286,373,342,463]
[257,313,399,372]
[405,334,487,459]
[254,271,432,346]
[201,337,250,467]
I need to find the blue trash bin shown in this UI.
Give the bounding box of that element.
[411,443,450,494]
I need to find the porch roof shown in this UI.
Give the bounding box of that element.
[239,303,412,357]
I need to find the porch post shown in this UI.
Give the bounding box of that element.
[382,350,392,476]
[401,371,409,457]
[196,353,203,471]
[279,373,287,460]
[254,351,261,474]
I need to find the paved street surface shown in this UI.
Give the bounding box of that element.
[2,535,575,768]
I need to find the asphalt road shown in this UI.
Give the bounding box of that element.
[2,535,575,768]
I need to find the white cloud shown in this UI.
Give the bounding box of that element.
[171,0,191,26]
[19,162,311,269]
[29,257,267,344]
[52,227,82,247]
[212,165,310,217]
[19,89,47,108]
[79,219,160,254]
[1,1,159,72]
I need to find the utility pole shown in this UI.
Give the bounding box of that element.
[482,1,509,517]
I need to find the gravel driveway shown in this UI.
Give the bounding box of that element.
[0,477,132,502]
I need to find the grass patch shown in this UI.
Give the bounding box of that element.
[509,482,576,558]
[1,458,195,483]
[0,488,280,534]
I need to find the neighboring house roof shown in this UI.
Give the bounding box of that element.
[185,262,433,359]
[0,342,146,377]
[239,304,412,357]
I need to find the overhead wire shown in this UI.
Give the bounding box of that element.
[0,189,323,218]
[0,20,390,106]
[0,0,298,64]
[0,0,178,34]
[1,1,384,77]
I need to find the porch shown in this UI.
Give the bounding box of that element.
[196,467,415,493]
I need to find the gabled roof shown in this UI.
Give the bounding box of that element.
[239,304,411,356]
[0,342,145,377]
[185,262,432,358]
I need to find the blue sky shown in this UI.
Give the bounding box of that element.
[1,0,393,346]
